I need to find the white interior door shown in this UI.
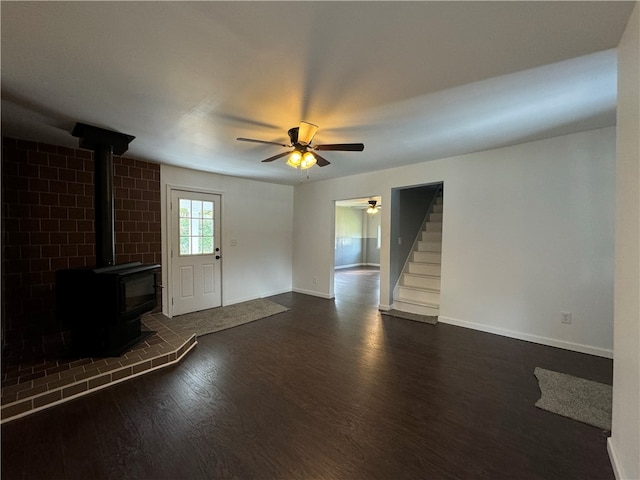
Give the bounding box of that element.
[170,190,222,316]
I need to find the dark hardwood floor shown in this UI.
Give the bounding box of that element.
[2,266,614,480]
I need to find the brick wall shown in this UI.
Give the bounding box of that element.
[1,137,161,342]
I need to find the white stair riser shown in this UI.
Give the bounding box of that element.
[432,204,443,213]
[425,222,442,232]
[393,300,439,316]
[413,251,441,263]
[421,231,442,242]
[403,274,441,289]
[429,213,443,222]
[417,241,441,252]
[398,287,440,304]
[407,262,441,276]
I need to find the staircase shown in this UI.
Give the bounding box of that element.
[393,192,443,317]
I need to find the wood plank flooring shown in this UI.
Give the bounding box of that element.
[2,267,614,480]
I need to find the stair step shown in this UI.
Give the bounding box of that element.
[421,231,442,242]
[432,204,443,213]
[424,222,443,232]
[407,262,441,276]
[413,251,441,263]
[429,212,443,222]
[398,286,440,304]
[417,241,441,252]
[393,298,440,316]
[402,273,441,289]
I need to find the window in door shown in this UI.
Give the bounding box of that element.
[179,199,215,255]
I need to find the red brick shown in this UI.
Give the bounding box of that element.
[121,176,135,188]
[50,232,69,245]
[75,195,92,209]
[59,220,77,232]
[77,220,92,232]
[61,245,78,257]
[38,165,58,180]
[20,245,41,258]
[66,157,84,171]
[30,205,50,218]
[49,180,67,194]
[115,164,128,177]
[30,258,50,272]
[67,182,84,195]
[58,168,76,182]
[68,208,85,220]
[56,146,75,157]
[135,200,148,211]
[48,154,67,168]
[27,150,48,165]
[19,218,40,232]
[40,219,59,232]
[68,233,84,244]
[50,206,68,219]
[29,232,49,245]
[129,189,142,200]
[77,171,91,184]
[59,194,76,207]
[73,148,92,160]
[29,178,49,192]
[39,192,58,206]
[19,191,40,205]
[51,258,69,271]
[129,210,143,221]
[135,179,148,190]
[42,245,60,258]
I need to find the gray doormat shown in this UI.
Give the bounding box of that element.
[380,309,438,325]
[534,367,612,431]
[174,298,290,337]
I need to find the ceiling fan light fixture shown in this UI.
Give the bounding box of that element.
[367,200,379,214]
[300,151,317,169]
[286,150,302,168]
[298,121,318,146]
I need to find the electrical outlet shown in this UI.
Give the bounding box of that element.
[561,312,572,324]
[230,239,238,246]
[312,277,318,285]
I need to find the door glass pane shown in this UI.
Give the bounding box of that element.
[178,197,215,256]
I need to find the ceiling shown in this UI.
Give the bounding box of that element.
[1,2,635,186]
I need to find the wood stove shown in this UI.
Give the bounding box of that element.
[56,262,159,356]
[55,123,160,357]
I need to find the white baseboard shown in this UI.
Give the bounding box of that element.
[335,263,380,270]
[224,287,292,306]
[607,438,623,480]
[292,287,335,299]
[437,316,613,359]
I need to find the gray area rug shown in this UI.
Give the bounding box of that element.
[380,309,438,325]
[534,367,612,431]
[174,298,289,337]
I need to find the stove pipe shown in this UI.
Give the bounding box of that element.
[71,123,135,267]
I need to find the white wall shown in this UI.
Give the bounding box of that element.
[161,165,293,312]
[293,127,615,357]
[609,4,640,479]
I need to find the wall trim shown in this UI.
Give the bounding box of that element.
[438,316,613,359]
[607,438,623,480]
[292,288,335,299]
[224,288,292,306]
[335,263,381,269]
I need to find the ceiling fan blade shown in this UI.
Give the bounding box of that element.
[261,151,292,163]
[313,152,331,167]
[298,121,318,145]
[314,143,364,151]
[237,137,289,147]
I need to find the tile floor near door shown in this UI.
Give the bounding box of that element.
[1,267,614,480]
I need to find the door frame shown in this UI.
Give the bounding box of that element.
[165,184,224,318]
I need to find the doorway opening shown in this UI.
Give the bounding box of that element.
[333,196,382,307]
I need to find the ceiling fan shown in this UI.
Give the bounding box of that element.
[237,121,364,169]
